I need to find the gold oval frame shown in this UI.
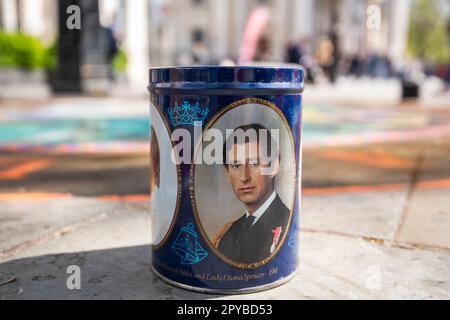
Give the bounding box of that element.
[150,97,182,250]
[190,98,298,269]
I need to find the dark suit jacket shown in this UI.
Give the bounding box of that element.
[216,195,290,264]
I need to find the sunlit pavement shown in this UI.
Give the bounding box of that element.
[0,97,450,299]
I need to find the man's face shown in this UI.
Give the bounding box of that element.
[226,141,279,209]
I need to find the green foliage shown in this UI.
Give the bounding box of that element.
[0,31,49,69]
[43,40,58,71]
[112,49,128,73]
[407,0,450,65]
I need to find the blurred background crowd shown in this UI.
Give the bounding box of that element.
[0,0,449,99]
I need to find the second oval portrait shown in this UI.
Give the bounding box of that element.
[150,101,181,248]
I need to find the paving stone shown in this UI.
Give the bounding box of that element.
[301,190,408,241]
[1,199,449,300]
[394,144,450,250]
[0,198,118,257]
[1,202,151,261]
[396,188,450,249]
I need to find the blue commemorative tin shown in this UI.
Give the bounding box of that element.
[148,66,304,293]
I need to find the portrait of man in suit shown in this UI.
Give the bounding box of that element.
[213,123,291,264]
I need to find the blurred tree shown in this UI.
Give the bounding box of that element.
[407,0,450,65]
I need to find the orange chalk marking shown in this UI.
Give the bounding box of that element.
[0,158,15,165]
[0,179,449,203]
[97,194,149,202]
[315,150,415,169]
[0,193,148,202]
[302,183,408,195]
[0,159,52,180]
[417,179,450,190]
[0,193,72,201]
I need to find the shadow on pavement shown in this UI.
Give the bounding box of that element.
[0,245,218,300]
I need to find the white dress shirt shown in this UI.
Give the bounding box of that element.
[245,191,276,226]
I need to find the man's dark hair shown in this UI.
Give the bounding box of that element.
[222,123,279,169]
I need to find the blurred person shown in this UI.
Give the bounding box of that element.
[315,35,335,83]
[436,64,450,84]
[299,38,316,83]
[381,55,393,78]
[396,59,425,99]
[349,54,364,77]
[104,15,119,80]
[105,26,119,63]
[339,54,349,76]
[254,36,272,62]
[301,54,316,84]
[286,41,302,64]
[191,29,210,65]
[329,30,341,83]
[368,53,393,79]
[285,38,316,83]
[192,41,210,65]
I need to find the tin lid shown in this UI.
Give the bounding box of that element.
[149,66,304,95]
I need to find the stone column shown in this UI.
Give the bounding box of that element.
[125,0,150,95]
[291,0,315,41]
[1,0,18,31]
[209,0,228,61]
[42,0,58,44]
[339,0,365,56]
[173,0,191,65]
[271,0,288,61]
[388,0,411,63]
[229,0,248,60]
[159,0,177,66]
[20,0,46,38]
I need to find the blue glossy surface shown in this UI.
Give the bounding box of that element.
[150,66,304,292]
[149,66,305,95]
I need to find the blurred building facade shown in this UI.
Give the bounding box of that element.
[0,0,414,89]
[143,0,411,65]
[0,0,57,44]
[0,0,414,61]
